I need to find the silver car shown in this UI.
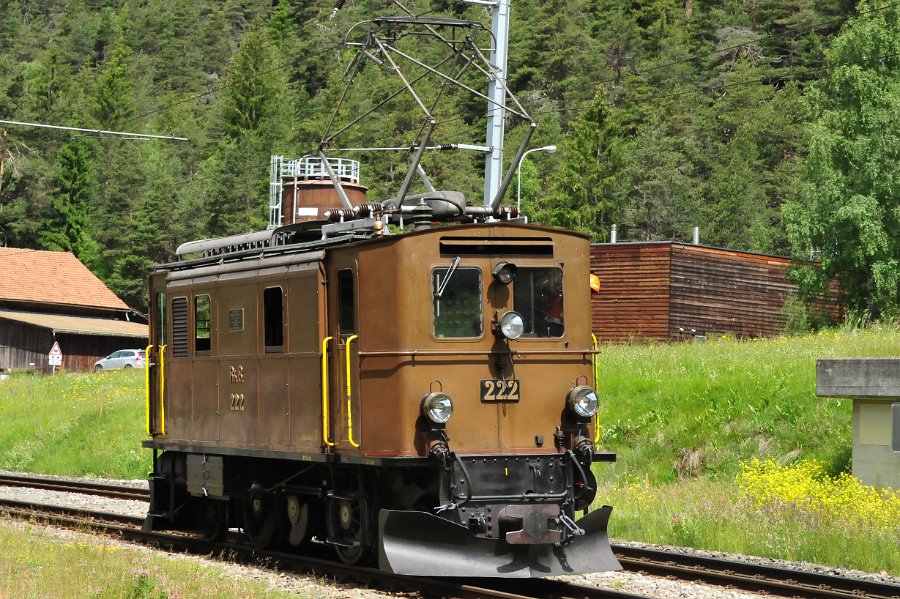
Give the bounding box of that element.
[93,349,146,372]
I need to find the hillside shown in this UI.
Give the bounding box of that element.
[1,0,898,315]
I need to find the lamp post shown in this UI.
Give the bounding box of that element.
[516,145,557,215]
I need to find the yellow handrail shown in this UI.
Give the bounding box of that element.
[591,333,600,446]
[159,345,166,436]
[321,337,334,447]
[145,344,153,437]
[344,335,360,448]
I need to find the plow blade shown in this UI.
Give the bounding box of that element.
[378,506,621,578]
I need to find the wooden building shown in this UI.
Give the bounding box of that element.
[0,248,147,373]
[590,242,807,342]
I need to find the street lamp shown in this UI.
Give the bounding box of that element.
[516,145,557,216]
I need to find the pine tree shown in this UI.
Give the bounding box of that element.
[38,139,100,266]
[94,31,135,128]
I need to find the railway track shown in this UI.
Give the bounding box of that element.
[0,494,644,599]
[1,475,898,599]
[0,473,149,501]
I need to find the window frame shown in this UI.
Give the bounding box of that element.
[337,269,357,337]
[431,265,484,340]
[511,266,565,339]
[194,293,212,355]
[262,286,285,353]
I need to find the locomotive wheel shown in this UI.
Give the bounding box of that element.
[243,493,285,549]
[326,474,373,565]
[198,498,228,542]
[285,494,312,547]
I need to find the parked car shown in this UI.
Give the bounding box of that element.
[93,349,145,372]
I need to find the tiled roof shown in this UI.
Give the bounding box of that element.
[0,248,129,310]
[0,310,147,338]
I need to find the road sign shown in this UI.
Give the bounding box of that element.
[48,341,63,366]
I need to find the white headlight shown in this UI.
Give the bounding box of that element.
[422,392,453,424]
[498,311,525,340]
[567,386,599,418]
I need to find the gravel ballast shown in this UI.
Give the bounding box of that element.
[0,471,896,598]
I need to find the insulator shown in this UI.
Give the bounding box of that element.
[496,206,519,218]
[355,203,384,218]
[324,208,354,222]
[439,144,454,150]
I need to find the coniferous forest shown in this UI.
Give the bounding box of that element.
[0,0,897,316]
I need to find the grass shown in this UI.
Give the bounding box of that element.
[0,518,302,598]
[0,324,898,575]
[0,369,148,478]
[592,321,900,574]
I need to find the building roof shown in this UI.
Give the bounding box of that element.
[0,248,129,310]
[0,310,147,338]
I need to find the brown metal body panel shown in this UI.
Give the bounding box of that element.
[286,271,324,450]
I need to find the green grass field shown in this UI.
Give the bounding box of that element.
[0,322,897,575]
[593,322,900,574]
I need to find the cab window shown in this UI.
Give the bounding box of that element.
[338,269,356,335]
[263,286,284,352]
[433,267,482,338]
[195,294,211,353]
[513,267,564,337]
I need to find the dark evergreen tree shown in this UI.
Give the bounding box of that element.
[38,139,100,266]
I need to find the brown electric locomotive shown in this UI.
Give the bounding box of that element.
[142,211,619,576]
[142,13,619,578]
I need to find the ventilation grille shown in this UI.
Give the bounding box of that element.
[172,297,189,357]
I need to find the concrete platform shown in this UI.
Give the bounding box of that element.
[817,358,899,490]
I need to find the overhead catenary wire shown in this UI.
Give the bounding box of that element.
[0,119,188,141]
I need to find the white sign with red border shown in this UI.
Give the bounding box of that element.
[48,341,63,366]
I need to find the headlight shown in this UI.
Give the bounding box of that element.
[498,311,525,340]
[421,392,453,424]
[567,386,599,418]
[491,261,517,285]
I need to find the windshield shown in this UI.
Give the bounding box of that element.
[513,267,564,337]
[433,267,482,338]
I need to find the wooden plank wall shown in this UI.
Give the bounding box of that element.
[0,320,52,373]
[590,244,671,341]
[668,244,794,339]
[0,320,146,373]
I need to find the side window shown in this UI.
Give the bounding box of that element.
[156,291,167,346]
[195,294,211,354]
[433,267,482,338]
[338,269,356,335]
[263,286,284,352]
[513,267,564,338]
[172,297,188,357]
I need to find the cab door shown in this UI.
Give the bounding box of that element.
[326,264,361,450]
[147,274,168,437]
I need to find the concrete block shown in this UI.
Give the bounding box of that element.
[817,358,900,398]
